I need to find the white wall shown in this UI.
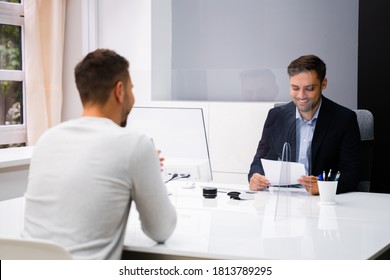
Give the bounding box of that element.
[62,0,84,121]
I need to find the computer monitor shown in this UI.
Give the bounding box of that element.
[126,106,213,181]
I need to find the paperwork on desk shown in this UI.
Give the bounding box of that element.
[261,158,306,186]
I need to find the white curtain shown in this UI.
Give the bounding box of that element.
[24,0,66,145]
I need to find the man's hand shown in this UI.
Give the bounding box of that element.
[298,175,319,195]
[249,173,270,191]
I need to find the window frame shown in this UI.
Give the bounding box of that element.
[0,1,26,147]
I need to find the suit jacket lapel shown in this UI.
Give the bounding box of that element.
[312,97,332,166]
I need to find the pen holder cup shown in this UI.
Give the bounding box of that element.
[318,181,338,205]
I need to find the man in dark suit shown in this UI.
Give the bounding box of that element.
[248,55,361,195]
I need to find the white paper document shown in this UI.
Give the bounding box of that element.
[261,158,306,186]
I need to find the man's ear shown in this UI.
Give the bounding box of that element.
[113,81,125,103]
[321,78,328,90]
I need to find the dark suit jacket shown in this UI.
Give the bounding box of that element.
[248,96,361,194]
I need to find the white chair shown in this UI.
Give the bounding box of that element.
[0,237,73,260]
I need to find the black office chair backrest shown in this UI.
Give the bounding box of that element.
[353,109,374,192]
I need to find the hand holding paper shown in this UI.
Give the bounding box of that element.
[261,158,306,186]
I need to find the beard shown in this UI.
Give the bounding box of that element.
[120,118,127,127]
[120,108,130,127]
[120,84,134,127]
[120,91,130,127]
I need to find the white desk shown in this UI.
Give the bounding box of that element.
[0,146,34,201]
[0,146,34,169]
[2,182,390,260]
[124,182,390,260]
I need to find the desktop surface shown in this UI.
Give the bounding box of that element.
[124,182,390,260]
[2,182,390,260]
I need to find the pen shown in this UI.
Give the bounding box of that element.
[327,169,332,181]
[323,171,326,181]
[334,171,340,181]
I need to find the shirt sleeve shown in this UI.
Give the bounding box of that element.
[130,135,177,243]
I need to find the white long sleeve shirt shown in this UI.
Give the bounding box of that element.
[22,117,177,259]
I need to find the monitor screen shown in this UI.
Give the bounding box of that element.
[126,106,213,181]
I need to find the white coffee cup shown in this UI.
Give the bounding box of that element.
[318,180,338,205]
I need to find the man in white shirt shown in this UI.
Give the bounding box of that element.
[22,49,177,259]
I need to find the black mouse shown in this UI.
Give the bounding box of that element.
[227,191,241,200]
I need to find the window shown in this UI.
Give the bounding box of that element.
[0,0,25,148]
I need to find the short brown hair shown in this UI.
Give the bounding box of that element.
[287,55,326,83]
[74,49,130,105]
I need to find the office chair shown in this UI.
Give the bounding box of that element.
[0,236,73,260]
[353,109,374,192]
[273,102,287,107]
